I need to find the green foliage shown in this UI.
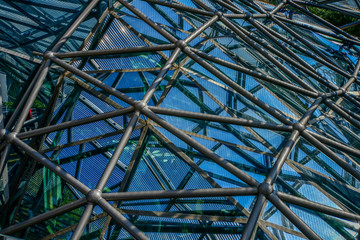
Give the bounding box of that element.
[32,98,47,109]
[3,99,47,109]
[308,7,360,37]
[263,0,360,37]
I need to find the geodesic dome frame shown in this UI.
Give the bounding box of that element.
[0,0,360,239]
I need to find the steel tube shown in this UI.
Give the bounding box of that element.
[248,17,329,85]
[213,0,242,14]
[184,15,219,44]
[98,198,149,240]
[268,194,321,240]
[0,144,10,177]
[148,106,293,131]
[70,203,94,240]
[262,22,351,79]
[265,131,300,184]
[190,48,319,98]
[270,0,286,14]
[9,136,90,194]
[289,1,359,41]
[49,55,136,106]
[102,187,258,201]
[0,198,87,234]
[142,48,181,103]
[275,15,360,46]
[4,62,48,130]
[17,106,134,139]
[220,15,316,93]
[224,13,267,18]
[142,107,259,187]
[55,44,176,58]
[241,194,267,240]
[12,61,51,133]
[7,0,102,133]
[277,192,360,222]
[51,0,102,52]
[142,0,214,16]
[324,99,360,130]
[95,111,140,190]
[301,130,360,181]
[308,131,360,159]
[271,16,344,76]
[182,47,292,125]
[118,0,178,43]
[96,43,183,190]
[266,97,322,184]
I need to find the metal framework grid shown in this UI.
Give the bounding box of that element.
[0,0,360,239]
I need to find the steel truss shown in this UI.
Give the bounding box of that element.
[0,0,360,239]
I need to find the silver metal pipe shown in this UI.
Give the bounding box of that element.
[148,106,293,131]
[9,136,90,194]
[70,203,94,240]
[190,48,319,98]
[268,194,321,240]
[95,111,140,190]
[277,191,360,222]
[102,187,258,201]
[49,55,136,106]
[181,47,292,125]
[142,107,260,187]
[118,0,178,43]
[301,130,360,181]
[241,194,266,240]
[55,44,176,58]
[98,198,149,240]
[7,0,102,133]
[17,106,134,139]
[0,198,87,234]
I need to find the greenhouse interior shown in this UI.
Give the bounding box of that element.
[1,0,360,239]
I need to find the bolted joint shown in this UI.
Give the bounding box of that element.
[214,11,223,18]
[258,182,273,197]
[175,40,187,50]
[293,122,305,133]
[43,51,54,59]
[134,101,147,112]
[86,189,102,204]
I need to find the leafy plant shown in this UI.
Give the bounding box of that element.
[308,7,360,37]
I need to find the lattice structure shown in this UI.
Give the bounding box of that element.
[299,0,360,18]
[0,0,360,239]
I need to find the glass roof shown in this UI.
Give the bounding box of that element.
[0,0,360,239]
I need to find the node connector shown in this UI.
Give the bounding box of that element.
[317,92,326,100]
[5,132,17,143]
[293,122,305,133]
[134,101,147,112]
[43,51,54,59]
[175,40,187,50]
[86,189,102,203]
[244,12,252,20]
[214,11,223,18]
[339,87,346,95]
[258,182,273,197]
